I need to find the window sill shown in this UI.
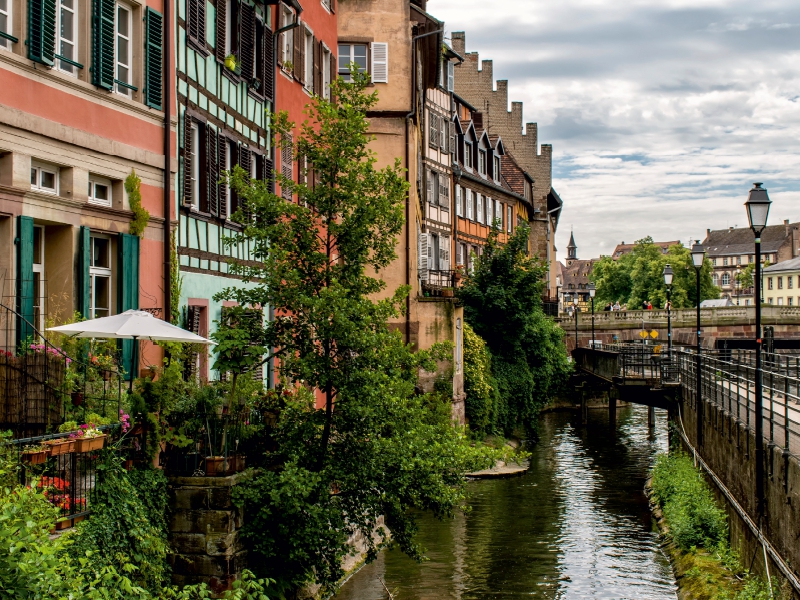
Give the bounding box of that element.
[187,37,210,58]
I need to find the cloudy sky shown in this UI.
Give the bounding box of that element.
[430,0,800,260]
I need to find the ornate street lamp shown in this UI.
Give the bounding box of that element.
[588,282,596,349]
[573,300,579,350]
[745,182,771,520]
[691,241,705,447]
[663,264,673,357]
[736,267,742,306]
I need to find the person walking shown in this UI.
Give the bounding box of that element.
[613,301,621,311]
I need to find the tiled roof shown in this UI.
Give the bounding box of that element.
[500,152,527,196]
[764,256,800,273]
[702,223,798,256]
[561,258,596,289]
[612,240,680,259]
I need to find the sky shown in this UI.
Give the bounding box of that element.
[430,0,800,260]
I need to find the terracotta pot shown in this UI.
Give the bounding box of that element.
[55,518,73,531]
[442,289,454,298]
[44,439,74,456]
[205,456,228,476]
[70,392,84,407]
[22,450,48,465]
[232,455,246,473]
[73,435,106,454]
[124,459,134,470]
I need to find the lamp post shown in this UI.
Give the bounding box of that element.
[691,241,706,447]
[736,267,741,306]
[663,264,673,358]
[588,283,596,348]
[573,300,579,350]
[745,182,771,521]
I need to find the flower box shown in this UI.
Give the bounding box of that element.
[44,439,74,456]
[205,456,228,476]
[55,518,73,531]
[22,450,48,465]
[74,434,106,454]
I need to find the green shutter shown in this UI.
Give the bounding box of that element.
[144,8,163,109]
[118,234,139,380]
[92,0,115,90]
[16,216,34,348]
[79,226,91,318]
[28,0,56,65]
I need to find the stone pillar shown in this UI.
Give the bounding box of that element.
[168,473,247,594]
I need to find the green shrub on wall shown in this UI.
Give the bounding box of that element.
[463,322,500,436]
[126,170,151,237]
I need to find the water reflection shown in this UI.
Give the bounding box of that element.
[335,405,677,600]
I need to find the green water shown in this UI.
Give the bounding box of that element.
[334,405,677,599]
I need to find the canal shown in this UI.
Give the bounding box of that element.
[335,404,678,599]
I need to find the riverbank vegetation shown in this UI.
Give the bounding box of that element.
[650,452,787,600]
[591,237,719,309]
[458,225,571,438]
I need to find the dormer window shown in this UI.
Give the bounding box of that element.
[464,141,473,169]
[478,150,486,176]
[493,156,500,181]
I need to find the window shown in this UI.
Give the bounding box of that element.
[476,194,483,224]
[723,257,728,266]
[33,226,44,331]
[322,45,331,99]
[464,141,473,169]
[493,155,500,181]
[768,297,774,305]
[768,277,773,290]
[721,273,730,286]
[57,0,77,73]
[789,276,794,289]
[429,112,438,148]
[429,233,439,271]
[0,0,11,50]
[507,205,512,233]
[88,176,112,206]
[447,60,454,92]
[427,170,438,205]
[789,297,794,306]
[280,6,293,69]
[191,122,201,203]
[31,162,58,194]
[712,258,717,266]
[465,189,473,220]
[321,0,331,11]
[90,236,112,318]
[438,175,449,209]
[455,186,462,217]
[223,139,233,214]
[778,297,784,306]
[304,27,314,89]
[778,276,783,289]
[737,256,741,265]
[478,150,486,176]
[712,273,719,285]
[338,43,367,81]
[115,2,132,95]
[457,242,465,266]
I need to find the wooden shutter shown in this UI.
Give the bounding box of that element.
[371,42,388,83]
[215,0,226,62]
[439,178,449,208]
[145,8,164,109]
[240,3,255,80]
[187,0,204,47]
[183,116,194,205]
[429,113,438,148]
[439,117,447,153]
[78,226,91,319]
[439,235,450,271]
[281,134,293,200]
[418,232,429,282]
[28,0,56,65]
[218,133,228,217]
[183,306,201,380]
[293,22,303,82]
[449,121,456,155]
[314,39,322,96]
[92,0,115,89]
[118,234,140,379]
[207,130,219,216]
[263,25,274,102]
[16,216,34,346]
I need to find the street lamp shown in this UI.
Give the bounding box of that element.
[588,282,596,348]
[736,267,741,306]
[745,182,771,521]
[663,264,673,357]
[573,300,579,350]
[691,241,705,447]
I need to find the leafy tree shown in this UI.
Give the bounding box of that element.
[462,322,500,436]
[216,72,498,594]
[735,260,768,292]
[592,237,719,309]
[457,224,571,435]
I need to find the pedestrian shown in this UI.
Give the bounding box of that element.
[604,303,612,312]
[622,303,628,311]
[647,301,653,310]
[613,301,621,311]
[642,300,648,310]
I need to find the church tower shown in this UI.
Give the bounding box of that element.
[567,231,578,264]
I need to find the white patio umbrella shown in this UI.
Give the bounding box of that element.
[49,309,213,390]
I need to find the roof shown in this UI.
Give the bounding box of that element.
[612,240,680,259]
[500,152,528,198]
[701,299,734,308]
[567,232,577,249]
[561,258,596,289]
[453,92,477,113]
[548,188,563,227]
[764,256,800,273]
[702,223,798,256]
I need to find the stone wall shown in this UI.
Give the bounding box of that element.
[169,473,247,594]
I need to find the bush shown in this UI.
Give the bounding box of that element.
[650,452,728,551]
[462,322,500,436]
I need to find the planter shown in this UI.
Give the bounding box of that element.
[205,456,228,476]
[72,515,85,525]
[44,439,74,456]
[73,435,106,454]
[22,450,48,465]
[55,518,73,531]
[124,459,134,471]
[442,289,454,298]
[71,391,84,407]
[232,454,246,473]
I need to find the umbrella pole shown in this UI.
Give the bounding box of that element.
[129,336,139,394]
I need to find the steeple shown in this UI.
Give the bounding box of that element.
[567,230,577,261]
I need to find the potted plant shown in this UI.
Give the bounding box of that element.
[205,455,228,476]
[442,287,454,298]
[21,444,48,465]
[44,437,74,456]
[224,53,239,72]
[73,425,107,453]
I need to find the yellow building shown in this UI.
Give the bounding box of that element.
[763,258,800,306]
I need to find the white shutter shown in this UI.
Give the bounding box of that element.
[440,117,447,153]
[466,189,473,220]
[447,61,455,92]
[371,42,389,83]
[455,186,462,217]
[427,170,434,204]
[429,113,438,148]
[476,194,483,224]
[449,121,456,155]
[418,232,429,281]
[439,178,449,208]
[440,235,450,271]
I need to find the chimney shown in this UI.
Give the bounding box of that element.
[707,228,711,235]
[729,226,734,231]
[785,219,790,237]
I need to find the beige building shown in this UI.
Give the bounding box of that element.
[763,258,800,307]
[337,0,466,419]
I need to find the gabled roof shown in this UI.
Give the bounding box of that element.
[764,256,800,273]
[487,135,505,155]
[702,223,798,256]
[477,129,492,149]
[453,114,464,135]
[500,151,528,197]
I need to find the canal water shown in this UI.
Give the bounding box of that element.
[334,404,678,600]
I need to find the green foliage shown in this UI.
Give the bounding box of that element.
[462,322,499,436]
[170,230,184,325]
[735,260,768,292]
[457,224,572,435]
[215,72,500,594]
[650,452,728,551]
[592,237,720,308]
[125,170,151,238]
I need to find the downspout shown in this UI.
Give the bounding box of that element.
[405,27,443,346]
[163,0,172,322]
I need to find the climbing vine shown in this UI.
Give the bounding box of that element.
[126,170,151,237]
[170,230,183,324]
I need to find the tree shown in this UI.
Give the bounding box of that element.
[457,224,571,436]
[215,72,498,594]
[592,237,719,309]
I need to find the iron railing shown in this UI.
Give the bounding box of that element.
[421,270,457,298]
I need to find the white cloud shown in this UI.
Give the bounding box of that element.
[430,0,800,259]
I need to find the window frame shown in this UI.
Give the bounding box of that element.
[114,1,133,97]
[721,273,730,286]
[89,235,113,319]
[56,0,78,75]
[32,225,45,332]
[321,43,331,100]
[303,25,314,91]
[493,155,501,182]
[338,42,368,81]
[464,140,473,169]
[507,205,512,233]
[88,175,113,206]
[30,162,59,194]
[280,5,293,71]
[0,0,12,51]
[478,150,486,176]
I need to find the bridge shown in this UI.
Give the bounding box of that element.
[573,344,800,595]
[562,305,800,352]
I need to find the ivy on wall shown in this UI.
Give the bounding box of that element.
[126,170,151,237]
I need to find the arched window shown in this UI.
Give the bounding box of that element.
[721,273,730,286]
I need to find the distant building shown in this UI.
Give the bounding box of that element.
[763,258,800,307]
[612,240,680,260]
[703,221,800,305]
[700,298,734,308]
[560,232,597,312]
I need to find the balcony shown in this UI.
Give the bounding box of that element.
[421,270,457,298]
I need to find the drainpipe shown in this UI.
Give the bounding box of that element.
[405,27,443,346]
[163,0,172,322]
